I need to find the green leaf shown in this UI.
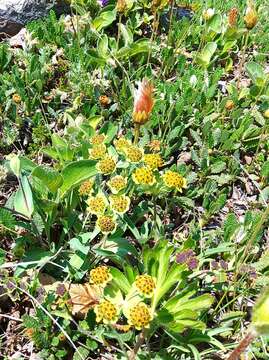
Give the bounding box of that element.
[165,293,214,314]
[197,42,217,68]
[246,62,267,87]
[261,161,269,178]
[32,165,63,193]
[117,39,151,59]
[14,176,34,219]
[0,208,16,230]
[119,23,133,46]
[92,10,116,31]
[210,160,226,174]
[208,14,222,33]
[98,34,109,58]
[110,267,131,294]
[9,155,21,177]
[73,347,90,360]
[60,160,97,198]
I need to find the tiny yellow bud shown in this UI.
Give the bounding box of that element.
[263,109,269,119]
[12,94,22,104]
[225,100,235,111]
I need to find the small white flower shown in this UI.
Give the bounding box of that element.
[203,8,215,21]
[190,75,197,88]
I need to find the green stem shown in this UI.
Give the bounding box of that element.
[235,204,269,277]
[237,31,249,89]
[134,123,140,145]
[147,10,157,67]
[117,14,122,49]
[153,195,158,236]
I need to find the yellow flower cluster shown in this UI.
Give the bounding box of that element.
[132,167,156,186]
[143,153,163,170]
[107,175,127,194]
[127,302,152,330]
[114,137,130,153]
[97,155,117,174]
[89,144,106,160]
[162,170,187,192]
[125,146,143,163]
[109,195,130,214]
[90,266,112,286]
[135,275,155,297]
[89,144,107,160]
[86,194,107,215]
[79,179,94,195]
[97,215,116,234]
[90,133,106,145]
[94,300,118,324]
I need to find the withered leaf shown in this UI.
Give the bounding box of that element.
[68,284,103,317]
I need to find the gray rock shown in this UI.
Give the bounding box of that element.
[0,0,69,39]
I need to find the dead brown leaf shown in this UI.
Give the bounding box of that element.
[67,283,103,316]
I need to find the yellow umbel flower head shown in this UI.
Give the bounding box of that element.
[125,146,143,163]
[94,299,119,324]
[109,195,130,214]
[132,167,156,186]
[12,94,22,104]
[96,215,116,234]
[127,302,153,330]
[114,137,131,154]
[86,194,107,215]
[143,154,163,170]
[79,179,94,196]
[90,133,106,145]
[89,144,107,160]
[97,155,117,175]
[135,275,156,298]
[162,170,187,192]
[90,266,112,286]
[107,175,127,194]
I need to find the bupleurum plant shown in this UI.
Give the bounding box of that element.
[64,241,213,356]
[79,78,188,239]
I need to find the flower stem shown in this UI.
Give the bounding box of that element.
[227,330,257,360]
[128,328,146,360]
[237,31,249,89]
[117,14,122,48]
[134,123,140,145]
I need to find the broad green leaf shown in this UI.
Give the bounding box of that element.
[155,263,186,307]
[9,155,21,177]
[117,39,151,59]
[32,165,63,193]
[98,34,109,58]
[110,267,131,294]
[92,10,116,31]
[119,23,133,46]
[246,62,267,87]
[60,160,97,198]
[14,176,34,219]
[197,42,217,68]
[208,14,222,33]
